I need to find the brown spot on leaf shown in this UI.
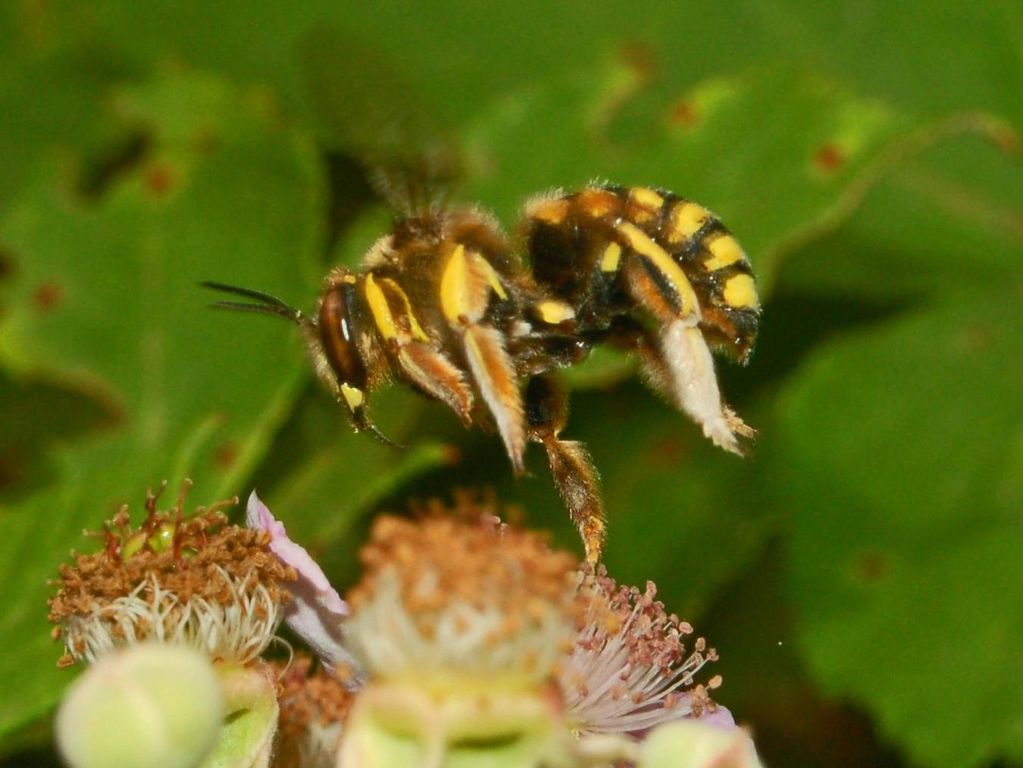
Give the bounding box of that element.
[668,100,699,127]
[992,125,1020,155]
[813,143,845,173]
[855,551,889,583]
[214,441,239,470]
[143,163,176,198]
[32,281,63,311]
[620,40,656,82]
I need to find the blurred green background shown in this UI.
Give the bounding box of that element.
[0,2,1020,766]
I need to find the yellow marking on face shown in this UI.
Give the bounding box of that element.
[475,255,509,301]
[364,272,399,341]
[536,300,576,325]
[628,188,665,222]
[704,235,745,271]
[667,201,710,243]
[723,273,760,309]
[577,188,621,219]
[617,221,700,316]
[339,383,364,412]
[600,242,622,273]
[528,197,570,225]
[378,277,430,342]
[341,273,358,285]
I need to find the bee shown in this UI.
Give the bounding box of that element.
[204,184,759,562]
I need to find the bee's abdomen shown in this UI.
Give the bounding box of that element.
[523,185,760,362]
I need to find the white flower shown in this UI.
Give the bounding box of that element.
[49,485,293,667]
[560,565,729,736]
[342,511,580,685]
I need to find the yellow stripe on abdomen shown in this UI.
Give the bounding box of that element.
[722,273,759,309]
[704,235,746,271]
[616,221,700,317]
[666,201,710,243]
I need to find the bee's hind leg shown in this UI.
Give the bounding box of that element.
[525,375,606,563]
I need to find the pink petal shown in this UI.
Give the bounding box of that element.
[697,704,736,730]
[246,492,358,678]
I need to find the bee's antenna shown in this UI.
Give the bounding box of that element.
[348,401,404,449]
[366,422,404,450]
[200,281,308,325]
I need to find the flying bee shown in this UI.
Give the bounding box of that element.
[204,184,760,562]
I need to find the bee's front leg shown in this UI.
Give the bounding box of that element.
[439,244,527,474]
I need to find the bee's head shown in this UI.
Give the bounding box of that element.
[317,268,368,413]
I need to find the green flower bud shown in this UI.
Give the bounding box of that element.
[640,720,763,768]
[56,643,224,768]
[340,681,571,768]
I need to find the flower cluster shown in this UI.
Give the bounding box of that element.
[48,483,289,768]
[48,482,294,668]
[247,491,759,767]
[49,486,761,768]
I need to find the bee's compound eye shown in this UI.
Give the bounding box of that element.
[318,278,368,396]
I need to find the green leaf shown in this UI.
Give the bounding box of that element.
[775,289,1023,767]
[777,132,1021,302]
[0,372,110,502]
[0,71,324,741]
[457,65,974,293]
[771,0,1023,130]
[0,51,114,217]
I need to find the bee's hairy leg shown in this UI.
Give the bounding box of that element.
[463,324,526,474]
[525,375,606,563]
[621,259,752,456]
[395,343,475,427]
[657,318,751,455]
[439,243,527,474]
